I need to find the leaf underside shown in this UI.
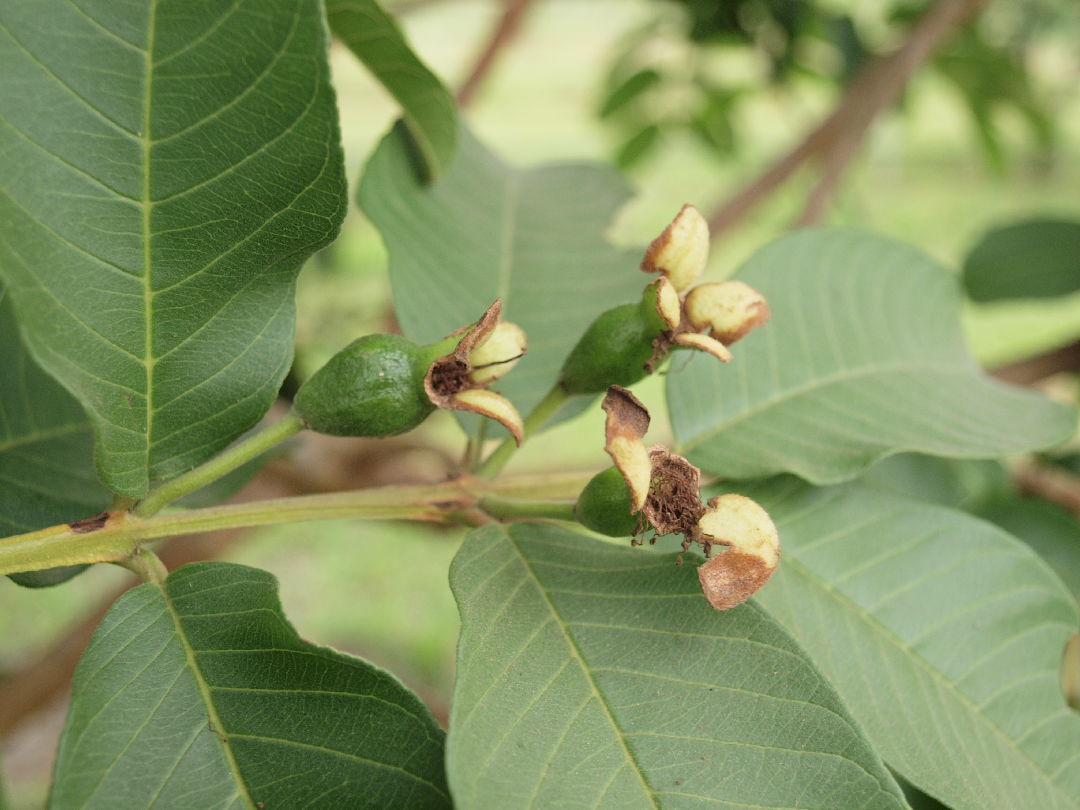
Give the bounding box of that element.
[326,0,457,181]
[360,124,646,420]
[0,0,346,496]
[0,286,110,585]
[667,229,1076,483]
[50,562,450,809]
[741,478,1080,810]
[448,522,907,810]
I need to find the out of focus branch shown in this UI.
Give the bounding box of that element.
[1015,464,1080,519]
[456,0,538,108]
[990,341,1080,386]
[707,0,988,237]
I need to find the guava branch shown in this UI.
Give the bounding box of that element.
[455,0,538,107]
[707,0,988,236]
[0,471,593,577]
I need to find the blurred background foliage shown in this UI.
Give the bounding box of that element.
[2,1,1079,806]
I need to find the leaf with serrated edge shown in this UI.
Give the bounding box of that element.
[360,124,645,418]
[447,522,908,810]
[0,1,346,496]
[0,286,110,586]
[50,562,450,809]
[667,229,1076,483]
[327,0,456,181]
[740,477,1080,810]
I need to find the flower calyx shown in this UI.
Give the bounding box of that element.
[593,385,779,609]
[424,300,526,444]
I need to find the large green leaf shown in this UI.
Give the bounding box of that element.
[359,124,645,417]
[976,495,1080,600]
[0,1,346,497]
[741,478,1080,810]
[964,219,1080,302]
[447,522,908,809]
[668,229,1075,483]
[326,0,456,181]
[0,287,110,587]
[51,562,449,809]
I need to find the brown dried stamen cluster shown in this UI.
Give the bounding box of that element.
[644,448,705,541]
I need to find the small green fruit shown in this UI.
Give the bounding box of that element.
[575,466,638,536]
[295,334,434,437]
[560,304,658,395]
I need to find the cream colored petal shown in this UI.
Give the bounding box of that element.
[640,204,709,292]
[469,321,528,384]
[684,281,770,344]
[696,494,780,610]
[451,389,524,445]
[655,277,682,330]
[607,436,651,513]
[673,332,732,362]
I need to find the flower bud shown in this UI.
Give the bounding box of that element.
[695,494,779,610]
[641,204,709,292]
[468,321,527,385]
[683,281,770,345]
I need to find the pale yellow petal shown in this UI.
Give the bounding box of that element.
[451,389,524,445]
[469,321,528,384]
[673,332,732,362]
[695,494,780,610]
[607,435,652,513]
[655,277,682,331]
[684,281,770,344]
[640,204,709,292]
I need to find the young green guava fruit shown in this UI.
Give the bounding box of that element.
[574,466,638,536]
[294,334,434,437]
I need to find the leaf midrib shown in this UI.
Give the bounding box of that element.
[507,529,660,809]
[780,547,1078,809]
[141,2,156,489]
[159,581,256,809]
[679,360,982,453]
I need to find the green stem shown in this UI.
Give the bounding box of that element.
[0,480,469,578]
[479,495,577,522]
[134,411,304,518]
[476,385,571,479]
[116,547,168,584]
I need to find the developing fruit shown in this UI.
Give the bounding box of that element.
[296,302,526,441]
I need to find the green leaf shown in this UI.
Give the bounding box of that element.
[0,1,347,497]
[615,124,661,170]
[0,286,110,587]
[975,495,1080,600]
[360,124,645,416]
[668,229,1076,483]
[51,562,449,809]
[860,453,1010,510]
[326,0,456,181]
[741,478,1080,810]
[964,219,1080,302]
[599,68,662,118]
[447,522,908,810]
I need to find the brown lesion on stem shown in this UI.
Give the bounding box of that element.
[68,512,111,534]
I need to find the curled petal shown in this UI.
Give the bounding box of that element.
[641,204,709,292]
[684,281,770,344]
[653,277,682,331]
[673,332,732,363]
[696,494,780,610]
[602,386,651,512]
[451,389,524,445]
[469,321,527,384]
